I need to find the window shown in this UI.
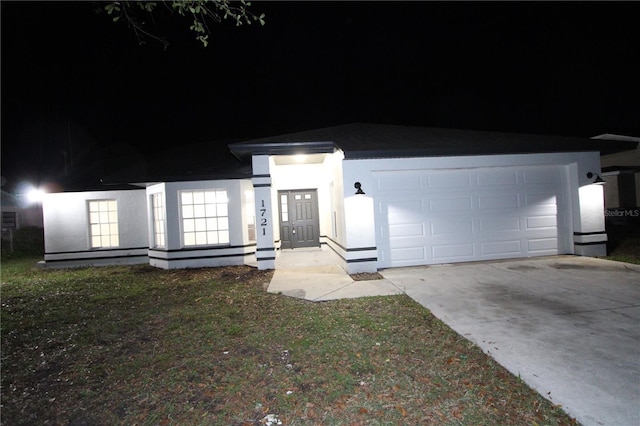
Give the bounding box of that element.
[152,193,165,247]
[245,190,256,242]
[89,200,119,248]
[181,190,229,246]
[2,212,16,229]
[280,194,288,222]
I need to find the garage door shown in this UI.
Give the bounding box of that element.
[373,166,572,268]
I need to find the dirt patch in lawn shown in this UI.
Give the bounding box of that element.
[349,272,385,281]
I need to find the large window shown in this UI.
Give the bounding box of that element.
[89,200,119,248]
[181,190,229,246]
[151,193,165,247]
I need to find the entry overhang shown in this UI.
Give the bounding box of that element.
[229,141,337,162]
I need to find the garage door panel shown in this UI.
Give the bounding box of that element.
[528,238,558,252]
[523,167,563,184]
[479,217,521,232]
[478,194,520,209]
[391,246,427,263]
[480,240,522,256]
[477,169,518,186]
[376,173,422,191]
[525,193,557,206]
[526,215,557,229]
[431,219,473,235]
[432,243,474,260]
[374,166,571,268]
[388,199,423,220]
[389,223,424,237]
[428,172,470,188]
[527,204,558,216]
[429,197,472,212]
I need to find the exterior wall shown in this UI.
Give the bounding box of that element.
[147,179,256,269]
[270,162,331,239]
[601,147,640,210]
[601,147,640,168]
[42,189,148,268]
[267,151,346,269]
[1,191,44,229]
[568,153,608,256]
[324,151,348,270]
[341,151,606,272]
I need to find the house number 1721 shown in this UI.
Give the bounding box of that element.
[260,200,267,236]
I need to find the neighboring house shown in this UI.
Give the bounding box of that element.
[40,123,639,272]
[593,134,640,218]
[1,189,44,253]
[1,190,44,230]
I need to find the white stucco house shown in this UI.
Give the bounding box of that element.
[40,123,639,272]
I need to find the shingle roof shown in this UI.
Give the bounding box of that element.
[230,123,639,160]
[101,141,252,187]
[102,123,638,187]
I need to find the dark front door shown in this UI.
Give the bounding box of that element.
[278,189,320,249]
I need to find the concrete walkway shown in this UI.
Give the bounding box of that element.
[268,247,403,301]
[267,251,640,426]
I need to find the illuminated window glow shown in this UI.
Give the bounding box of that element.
[89,200,119,248]
[181,190,229,246]
[152,193,165,247]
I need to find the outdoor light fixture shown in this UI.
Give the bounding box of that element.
[26,188,44,203]
[586,172,606,185]
[17,182,45,205]
[354,182,365,195]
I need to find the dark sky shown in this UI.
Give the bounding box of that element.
[1,1,639,191]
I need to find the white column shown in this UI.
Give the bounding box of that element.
[575,183,607,256]
[252,155,276,269]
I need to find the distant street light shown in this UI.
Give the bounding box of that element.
[26,188,45,204]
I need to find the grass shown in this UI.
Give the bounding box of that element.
[1,259,577,425]
[604,223,640,264]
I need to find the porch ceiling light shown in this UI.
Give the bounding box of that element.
[354,182,365,195]
[586,172,605,185]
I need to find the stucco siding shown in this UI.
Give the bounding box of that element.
[42,189,148,268]
[147,179,256,269]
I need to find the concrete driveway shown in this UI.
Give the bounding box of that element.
[380,255,640,426]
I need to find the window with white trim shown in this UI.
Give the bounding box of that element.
[151,193,165,247]
[88,200,119,248]
[181,190,229,246]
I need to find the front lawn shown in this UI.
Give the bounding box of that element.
[1,259,576,425]
[605,223,640,264]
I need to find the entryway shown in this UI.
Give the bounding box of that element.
[278,189,320,249]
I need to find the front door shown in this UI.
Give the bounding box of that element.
[278,189,320,249]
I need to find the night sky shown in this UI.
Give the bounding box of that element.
[1,1,639,192]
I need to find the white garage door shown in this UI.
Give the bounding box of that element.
[374,166,572,268]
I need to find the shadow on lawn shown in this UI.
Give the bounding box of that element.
[605,220,640,264]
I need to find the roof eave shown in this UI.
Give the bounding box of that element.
[229,141,337,161]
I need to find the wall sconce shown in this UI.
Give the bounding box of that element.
[354,182,365,195]
[586,172,606,185]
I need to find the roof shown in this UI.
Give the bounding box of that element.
[591,134,640,143]
[101,141,252,187]
[100,123,639,187]
[230,123,639,161]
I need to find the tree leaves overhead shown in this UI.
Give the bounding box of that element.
[103,0,266,48]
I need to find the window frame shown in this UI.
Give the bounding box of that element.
[151,192,166,248]
[179,189,230,247]
[87,199,120,249]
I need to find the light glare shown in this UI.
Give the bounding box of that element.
[26,188,44,203]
